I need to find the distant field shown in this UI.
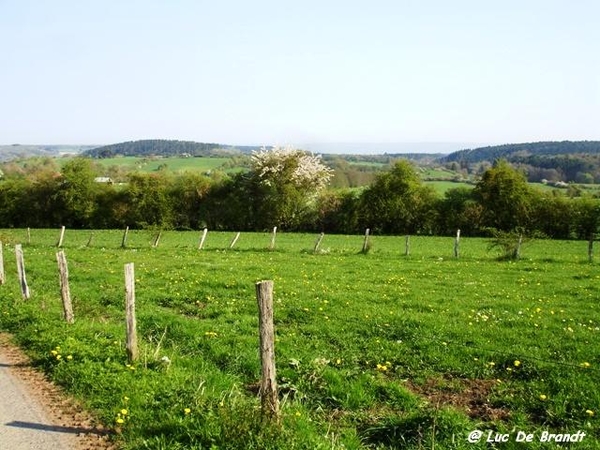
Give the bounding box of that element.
[0,229,598,449]
[60,156,234,174]
[425,180,474,194]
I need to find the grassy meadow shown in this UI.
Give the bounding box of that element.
[0,229,598,449]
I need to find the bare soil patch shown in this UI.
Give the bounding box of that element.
[406,375,510,421]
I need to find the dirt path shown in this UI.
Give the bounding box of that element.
[0,334,116,450]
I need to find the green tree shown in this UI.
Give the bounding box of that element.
[473,160,533,231]
[359,160,437,234]
[124,173,174,228]
[249,147,333,230]
[435,187,483,235]
[53,158,98,227]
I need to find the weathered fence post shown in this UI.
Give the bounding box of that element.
[15,244,30,300]
[152,231,162,248]
[124,263,138,362]
[229,232,241,249]
[198,227,208,250]
[255,280,279,420]
[121,226,129,248]
[454,229,461,258]
[588,234,594,263]
[56,250,74,324]
[0,241,4,285]
[57,226,66,248]
[362,228,371,253]
[405,235,410,256]
[313,232,325,253]
[514,234,523,260]
[27,228,31,245]
[86,232,94,247]
[269,227,277,250]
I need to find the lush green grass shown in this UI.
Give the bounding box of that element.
[0,229,598,449]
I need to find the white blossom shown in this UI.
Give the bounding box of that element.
[250,146,333,191]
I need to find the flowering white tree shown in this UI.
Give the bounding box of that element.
[249,146,333,228]
[251,146,333,192]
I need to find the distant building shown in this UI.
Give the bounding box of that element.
[94,177,113,184]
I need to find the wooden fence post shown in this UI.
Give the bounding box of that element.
[255,280,279,420]
[152,231,162,248]
[514,234,523,260]
[313,232,325,253]
[15,244,30,300]
[27,228,31,245]
[229,232,241,249]
[405,235,410,256]
[0,241,4,285]
[121,226,129,248]
[124,263,138,362]
[57,226,66,248]
[86,232,94,247]
[198,228,208,250]
[269,227,277,250]
[362,228,371,253]
[454,229,461,258]
[56,251,74,324]
[588,234,594,263]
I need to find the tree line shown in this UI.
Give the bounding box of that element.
[0,155,599,240]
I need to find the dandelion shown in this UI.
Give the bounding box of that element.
[66,355,73,361]
[123,396,130,402]
[50,350,58,356]
[513,360,521,367]
[580,362,591,368]
[116,418,124,424]
[184,408,191,414]
[120,409,128,415]
[539,394,547,401]
[586,410,594,417]
[295,411,301,417]
[56,354,62,360]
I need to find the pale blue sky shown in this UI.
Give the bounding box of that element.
[1,0,599,151]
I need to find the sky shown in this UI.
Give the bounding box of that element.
[1,0,599,152]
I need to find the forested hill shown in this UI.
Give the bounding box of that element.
[83,139,264,158]
[440,141,600,163]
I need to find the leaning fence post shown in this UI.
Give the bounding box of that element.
[313,232,325,253]
[57,226,66,248]
[0,241,4,285]
[124,263,138,362]
[121,226,130,248]
[454,229,461,258]
[56,250,74,324]
[152,231,162,248]
[588,234,594,263]
[86,232,94,247]
[405,235,410,256]
[255,280,279,420]
[15,244,30,300]
[229,232,241,249]
[198,228,208,250]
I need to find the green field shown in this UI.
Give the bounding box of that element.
[60,156,234,174]
[0,229,598,449]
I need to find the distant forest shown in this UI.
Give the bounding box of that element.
[440,141,600,183]
[83,139,265,158]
